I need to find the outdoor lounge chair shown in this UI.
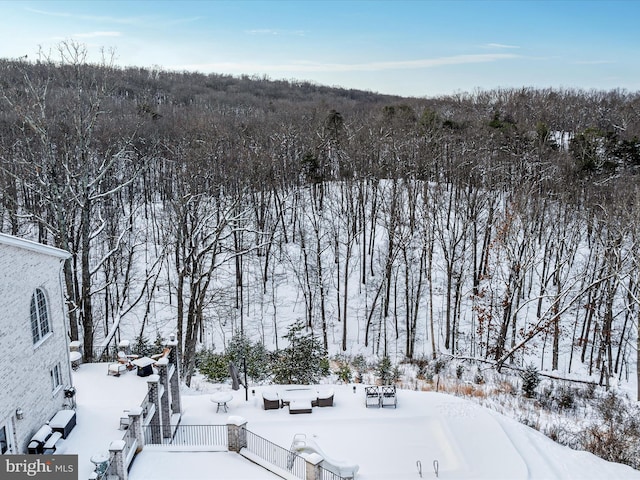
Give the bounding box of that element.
[108,351,133,376]
[365,386,380,407]
[151,347,171,360]
[381,385,397,408]
[317,389,334,407]
[262,391,281,410]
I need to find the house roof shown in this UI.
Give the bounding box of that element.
[0,233,71,259]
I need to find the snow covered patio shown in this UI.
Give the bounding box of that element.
[55,363,640,480]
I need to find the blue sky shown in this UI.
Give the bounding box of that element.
[2,0,639,97]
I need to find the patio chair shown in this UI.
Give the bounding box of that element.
[262,391,281,410]
[151,347,171,361]
[381,385,397,408]
[107,351,132,376]
[365,386,380,408]
[317,389,334,407]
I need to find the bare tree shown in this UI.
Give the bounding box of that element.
[1,42,146,360]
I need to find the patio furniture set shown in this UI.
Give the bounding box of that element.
[107,347,171,377]
[365,385,397,408]
[27,409,77,454]
[262,387,335,414]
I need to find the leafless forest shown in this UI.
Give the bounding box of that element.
[2,44,640,395]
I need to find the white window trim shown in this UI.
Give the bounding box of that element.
[32,331,53,350]
[50,363,63,395]
[31,287,52,346]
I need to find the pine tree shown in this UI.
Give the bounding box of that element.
[376,356,393,385]
[226,333,269,382]
[272,321,328,384]
[521,363,540,398]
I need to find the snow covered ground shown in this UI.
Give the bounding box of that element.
[57,363,640,480]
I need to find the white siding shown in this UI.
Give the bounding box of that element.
[0,239,72,453]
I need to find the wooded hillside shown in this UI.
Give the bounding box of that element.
[2,44,640,394]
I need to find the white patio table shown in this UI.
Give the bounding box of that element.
[211,392,233,413]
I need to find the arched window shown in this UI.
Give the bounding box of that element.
[30,288,50,344]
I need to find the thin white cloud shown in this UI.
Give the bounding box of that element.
[484,43,520,49]
[25,7,137,25]
[164,16,204,26]
[72,31,122,39]
[176,53,520,74]
[25,7,201,27]
[573,59,615,65]
[246,29,278,35]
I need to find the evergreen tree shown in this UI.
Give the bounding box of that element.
[226,333,269,383]
[133,334,155,358]
[195,349,229,383]
[336,363,352,383]
[521,363,540,398]
[272,321,328,384]
[376,356,393,385]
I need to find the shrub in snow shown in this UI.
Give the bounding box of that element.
[352,354,368,373]
[431,357,447,375]
[456,364,464,380]
[196,349,229,383]
[538,382,576,412]
[520,364,540,398]
[582,382,597,400]
[392,365,401,383]
[226,333,270,382]
[194,334,270,384]
[376,356,393,384]
[537,384,554,410]
[545,423,562,443]
[412,358,429,380]
[336,363,352,383]
[580,391,640,469]
[518,414,540,431]
[319,357,331,377]
[556,384,575,410]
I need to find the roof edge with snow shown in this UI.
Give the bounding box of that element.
[0,232,71,259]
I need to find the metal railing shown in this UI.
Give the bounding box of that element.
[139,424,350,480]
[92,345,118,362]
[245,430,306,479]
[123,426,138,467]
[140,392,151,423]
[317,464,347,480]
[144,424,228,447]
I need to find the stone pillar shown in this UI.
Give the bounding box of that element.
[226,416,247,453]
[304,453,323,480]
[146,375,161,444]
[156,358,172,438]
[127,406,144,453]
[109,440,127,480]
[166,340,182,415]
